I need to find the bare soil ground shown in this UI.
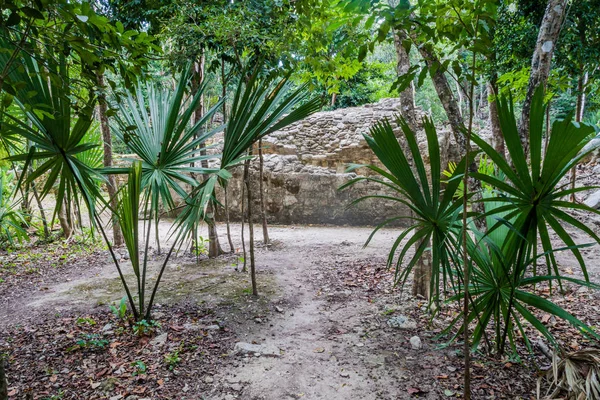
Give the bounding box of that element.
[1,222,600,399]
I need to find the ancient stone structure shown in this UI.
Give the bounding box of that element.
[218,98,455,226]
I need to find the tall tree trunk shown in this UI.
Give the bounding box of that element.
[395,29,431,299]
[393,29,417,130]
[414,40,467,152]
[488,79,504,159]
[222,56,235,253]
[96,72,123,247]
[192,53,223,258]
[330,92,337,108]
[244,152,257,295]
[258,140,270,245]
[518,0,568,151]
[241,161,248,273]
[570,69,588,201]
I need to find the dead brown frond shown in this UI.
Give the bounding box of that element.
[538,349,600,400]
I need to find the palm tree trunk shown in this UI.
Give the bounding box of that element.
[96,72,123,247]
[258,139,270,245]
[206,204,224,258]
[58,199,72,239]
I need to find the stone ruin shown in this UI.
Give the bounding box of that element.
[218,98,458,226]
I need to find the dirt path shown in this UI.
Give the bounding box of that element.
[207,226,437,400]
[4,222,599,399]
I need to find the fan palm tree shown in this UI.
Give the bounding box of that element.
[112,66,224,254]
[342,116,470,302]
[0,53,104,228]
[182,63,321,295]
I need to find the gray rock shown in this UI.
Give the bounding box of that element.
[229,383,243,392]
[387,315,417,330]
[585,189,600,209]
[204,376,214,384]
[410,336,422,350]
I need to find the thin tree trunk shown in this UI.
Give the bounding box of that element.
[155,219,161,254]
[224,185,235,252]
[412,236,431,299]
[241,162,248,273]
[518,0,569,150]
[206,204,224,258]
[32,184,49,239]
[570,70,588,201]
[393,29,417,130]
[222,56,235,252]
[330,92,337,108]
[258,139,270,245]
[191,53,223,258]
[96,72,123,247]
[488,79,504,159]
[245,151,257,296]
[21,181,30,215]
[414,39,466,152]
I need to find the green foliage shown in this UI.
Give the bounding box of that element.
[164,349,181,370]
[113,66,223,218]
[342,115,468,300]
[71,334,109,352]
[0,170,28,246]
[131,360,147,376]
[471,88,600,284]
[132,320,160,337]
[191,236,209,256]
[350,90,600,355]
[76,317,96,326]
[447,200,600,354]
[442,155,495,198]
[221,64,321,170]
[175,61,321,244]
[109,296,128,320]
[0,52,104,222]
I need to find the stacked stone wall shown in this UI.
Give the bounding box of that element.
[218,98,456,226]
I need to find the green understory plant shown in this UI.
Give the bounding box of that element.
[349,89,600,356]
[0,170,28,246]
[341,115,469,301]
[112,65,224,253]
